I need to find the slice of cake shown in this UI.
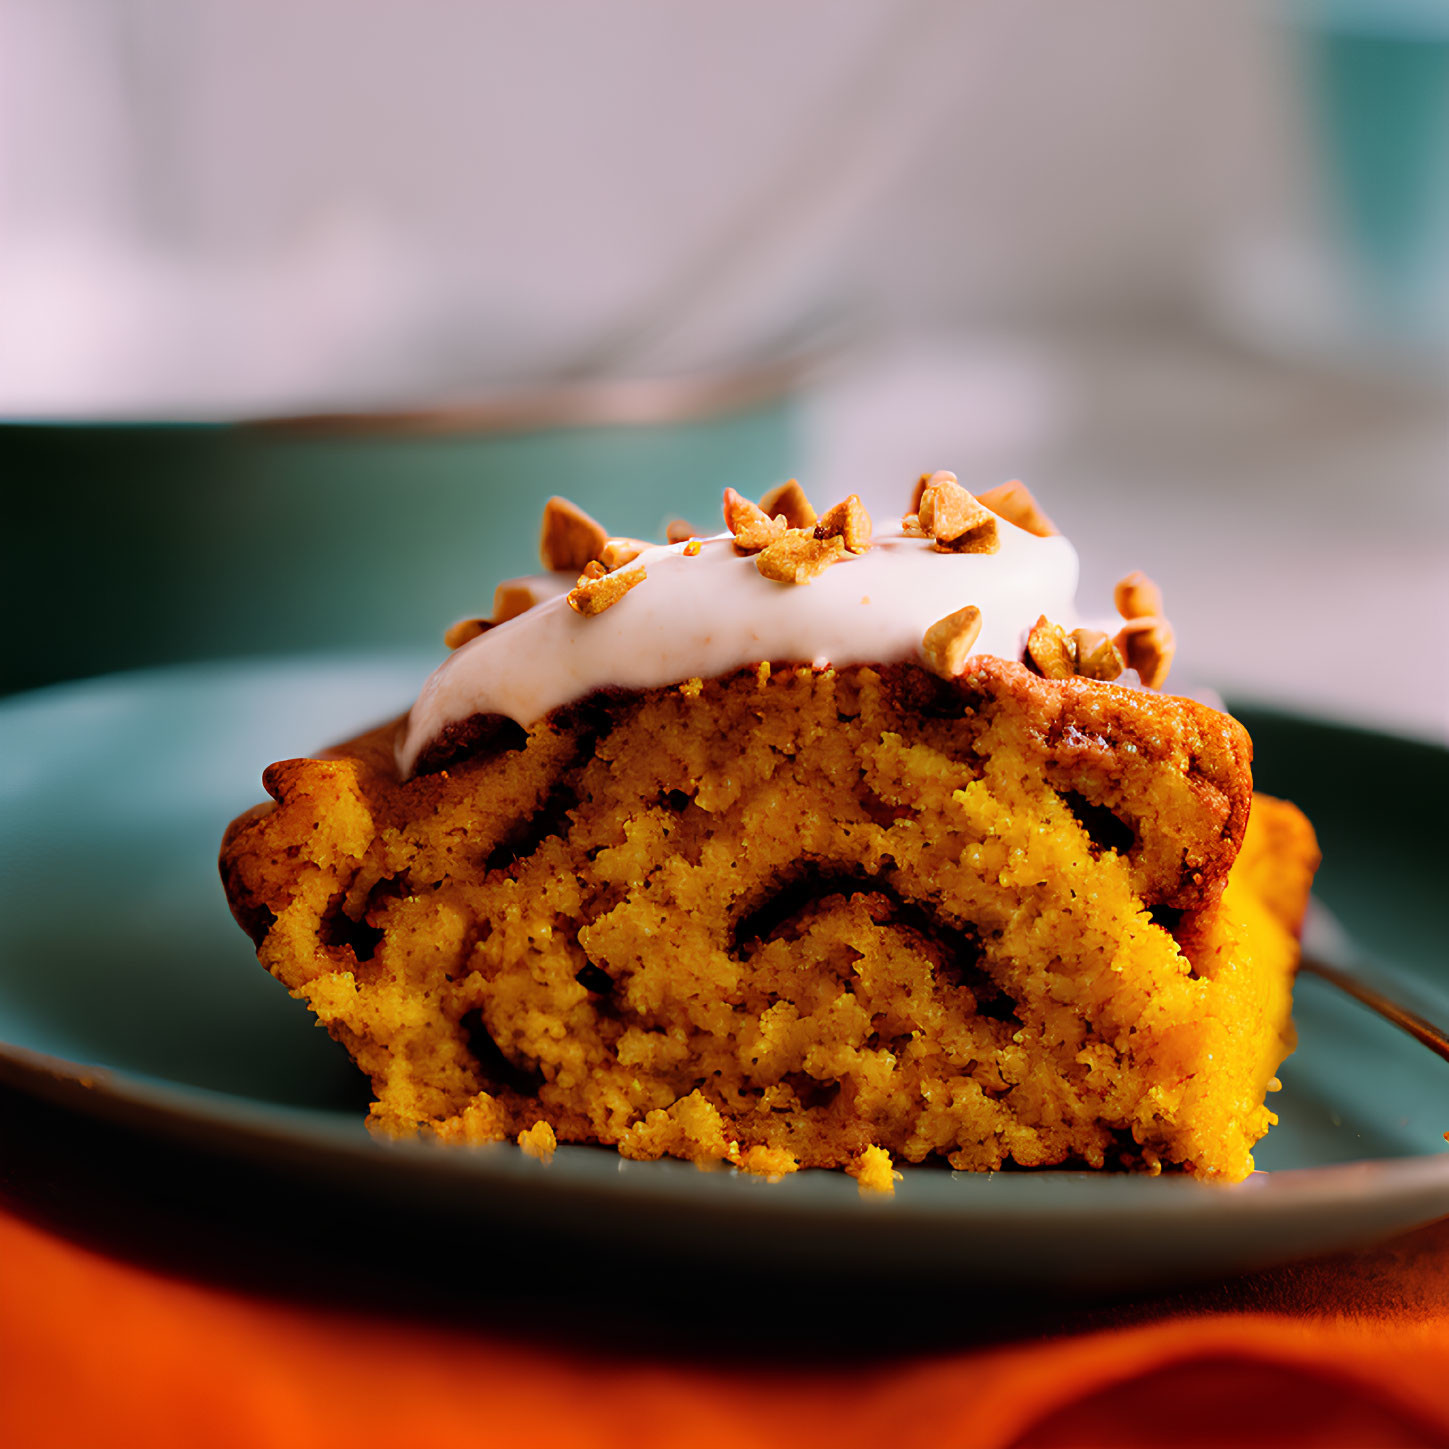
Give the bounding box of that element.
[220,477,1318,1184]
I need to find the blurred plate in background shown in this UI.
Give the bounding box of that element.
[0,371,801,696]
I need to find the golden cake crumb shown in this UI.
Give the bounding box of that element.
[517,1120,558,1162]
[431,1093,507,1145]
[738,1145,800,1179]
[851,1145,898,1195]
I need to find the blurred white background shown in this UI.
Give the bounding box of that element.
[0,0,1366,410]
[1,0,1444,735]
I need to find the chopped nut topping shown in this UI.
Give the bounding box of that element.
[976,479,1057,538]
[493,582,538,624]
[1109,573,1172,687]
[921,604,983,679]
[578,559,607,582]
[1071,627,1125,681]
[814,495,873,554]
[900,512,927,538]
[913,483,943,532]
[599,537,651,571]
[755,529,845,584]
[918,475,999,554]
[1116,616,1175,690]
[1025,615,1076,679]
[665,519,698,545]
[683,539,703,557]
[759,479,817,530]
[1026,616,1138,685]
[723,487,786,553]
[1113,570,1164,621]
[452,576,562,647]
[567,562,646,616]
[540,496,609,572]
[444,617,491,650]
[911,470,954,515]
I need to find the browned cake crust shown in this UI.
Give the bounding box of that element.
[224,659,1251,934]
[952,658,1253,911]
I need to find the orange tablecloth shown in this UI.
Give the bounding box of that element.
[3,1207,1448,1449]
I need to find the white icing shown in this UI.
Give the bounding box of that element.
[397,519,1080,777]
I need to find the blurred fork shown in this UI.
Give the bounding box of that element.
[1300,899,1449,1064]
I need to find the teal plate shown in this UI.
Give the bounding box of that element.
[1,655,1445,1291]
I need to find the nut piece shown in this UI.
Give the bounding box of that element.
[723,487,786,553]
[1025,615,1076,679]
[599,537,651,571]
[1114,570,1164,621]
[900,512,927,538]
[918,476,999,554]
[666,519,698,545]
[567,562,646,616]
[456,575,569,646]
[1116,616,1176,690]
[920,604,983,679]
[910,470,954,515]
[976,480,1057,538]
[493,581,539,624]
[755,530,845,584]
[444,617,491,650]
[814,495,873,554]
[759,479,817,530]
[540,496,609,572]
[1071,627,1125,681]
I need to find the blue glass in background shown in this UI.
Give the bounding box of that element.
[1293,0,1449,349]
[0,397,799,695]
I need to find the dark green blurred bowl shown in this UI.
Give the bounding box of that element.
[1,382,798,694]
